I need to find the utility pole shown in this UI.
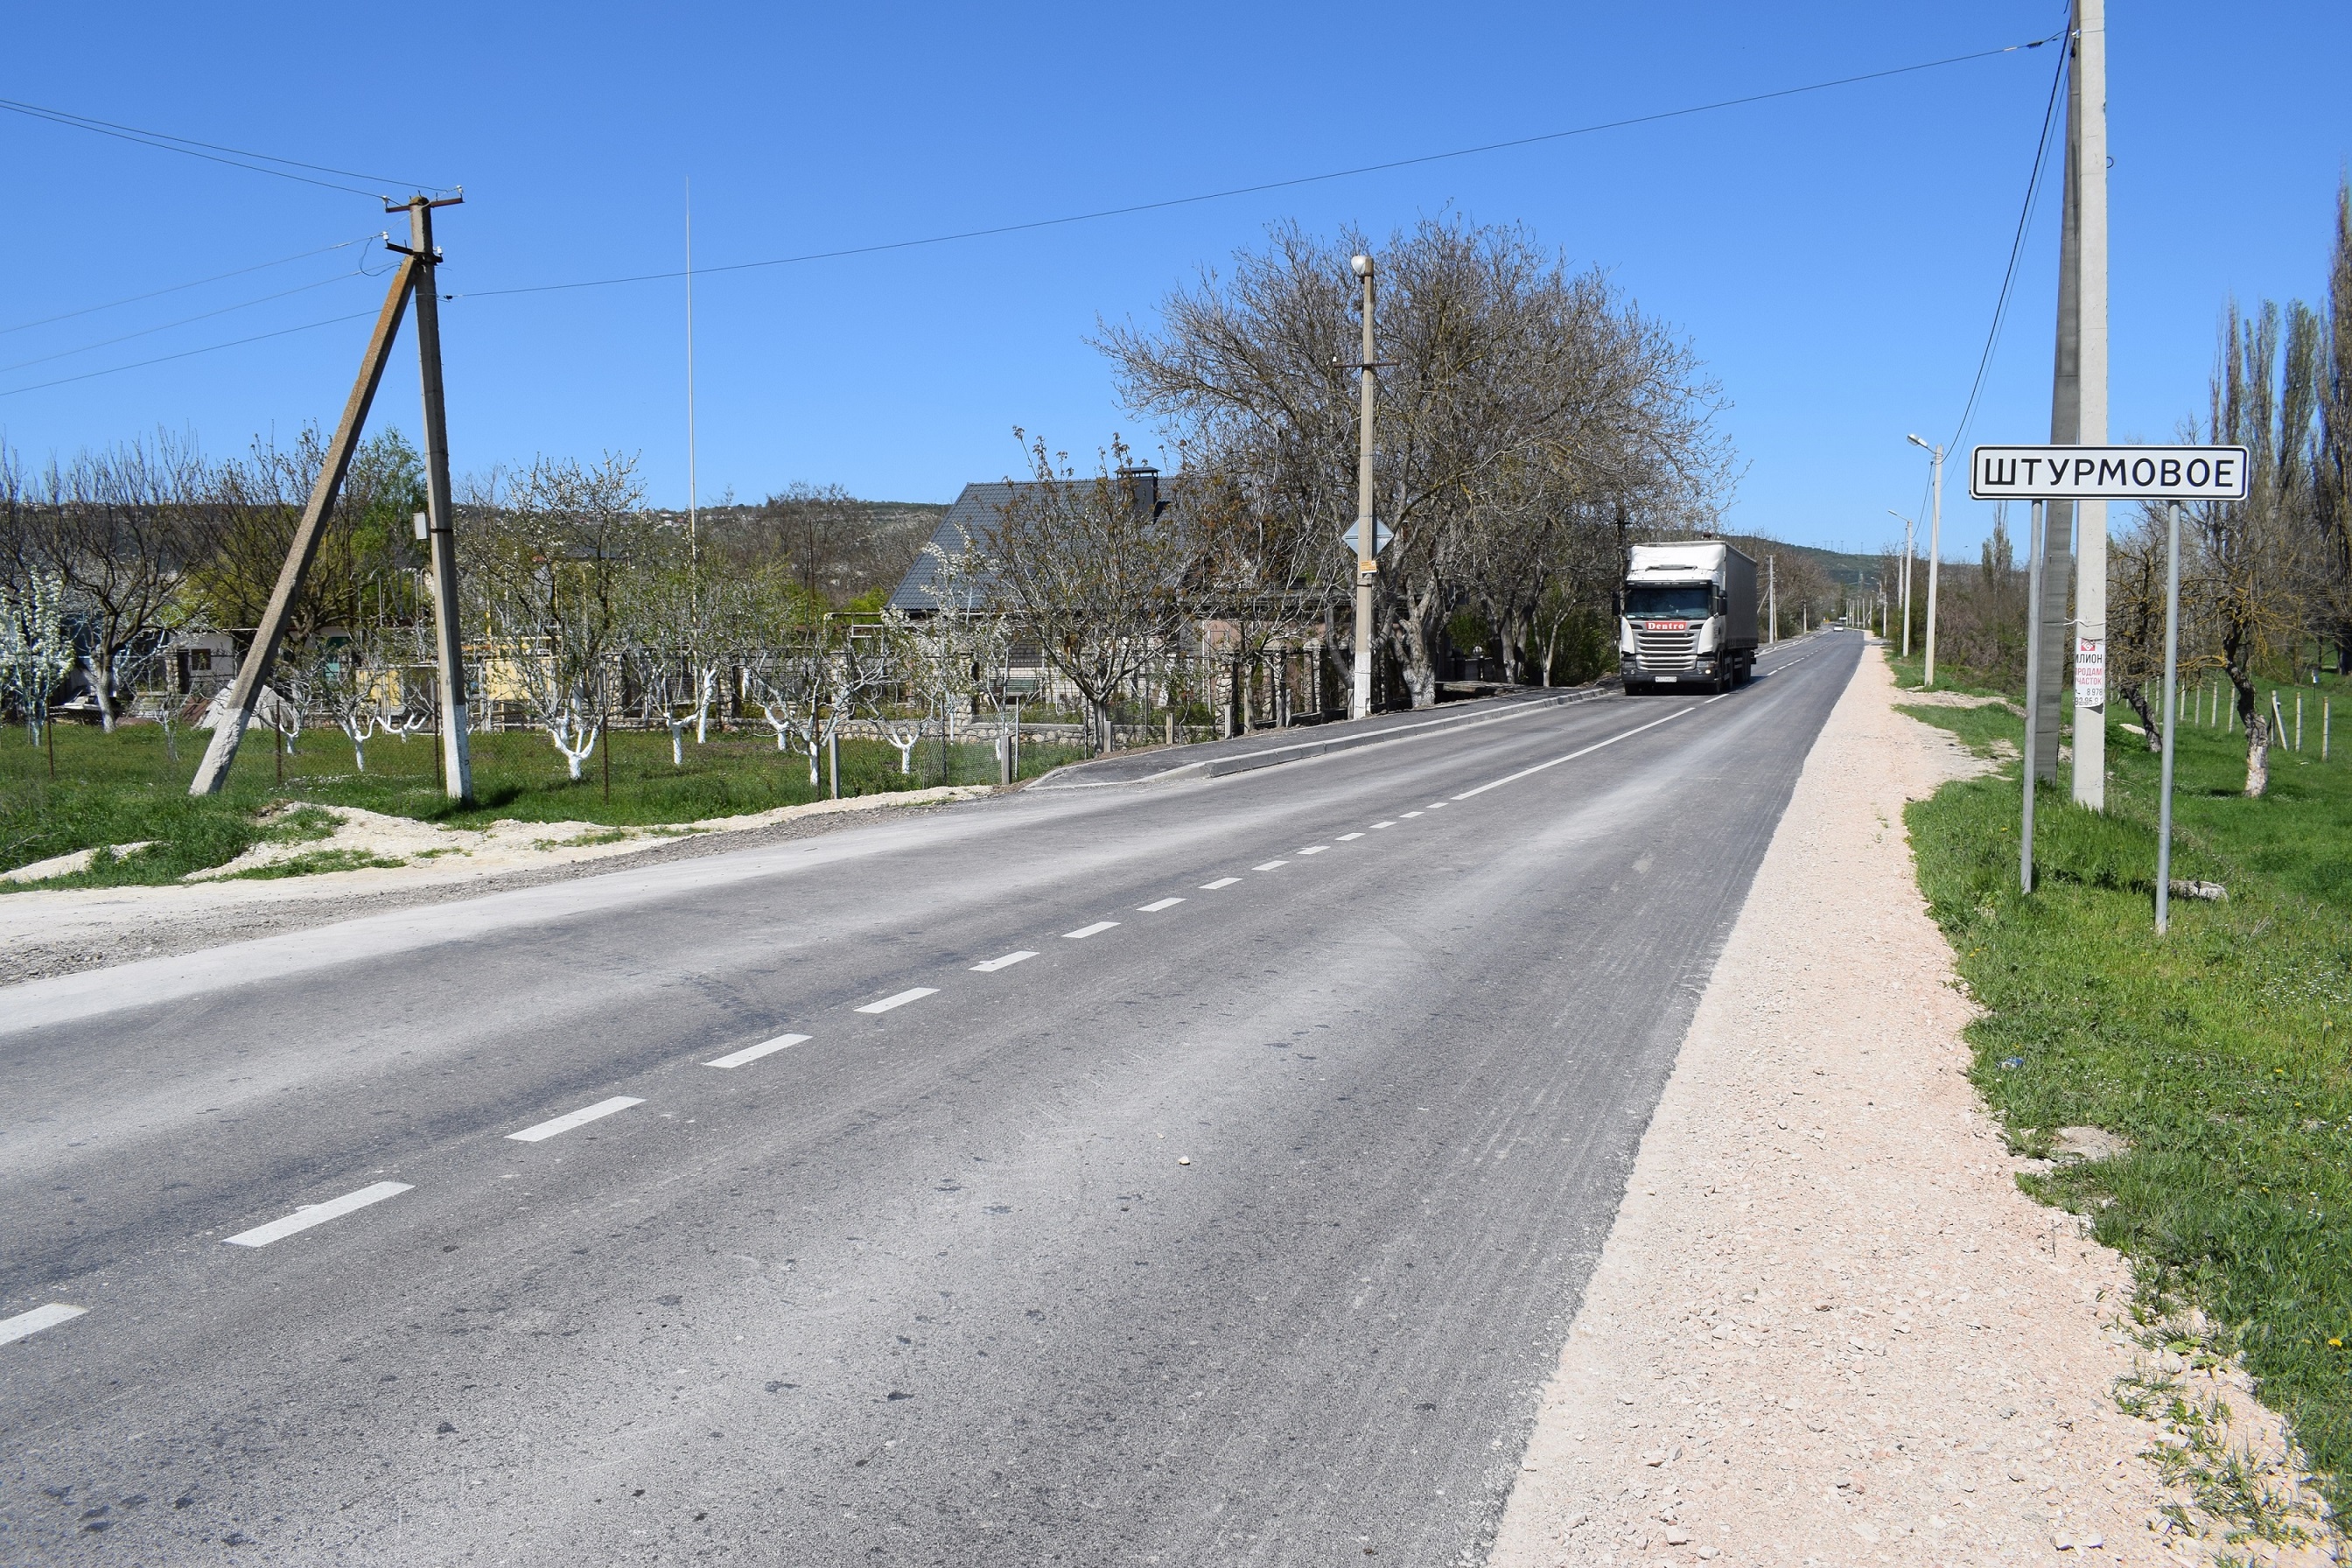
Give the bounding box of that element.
[685,176,698,574]
[1767,556,1776,645]
[1909,435,1944,686]
[189,240,425,796]
[407,194,475,803]
[1886,509,1916,657]
[1348,254,1378,720]
[2051,0,2110,807]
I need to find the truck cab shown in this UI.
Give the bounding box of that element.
[1620,541,1759,695]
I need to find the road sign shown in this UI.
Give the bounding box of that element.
[1343,519,1393,556]
[1970,444,2250,502]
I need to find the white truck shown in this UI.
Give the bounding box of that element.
[1618,540,1760,695]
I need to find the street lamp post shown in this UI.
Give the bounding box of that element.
[1886,508,1916,658]
[1908,434,1944,687]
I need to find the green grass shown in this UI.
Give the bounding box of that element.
[1898,682,2352,1517]
[1,721,1086,888]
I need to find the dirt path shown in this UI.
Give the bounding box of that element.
[1488,646,2330,1566]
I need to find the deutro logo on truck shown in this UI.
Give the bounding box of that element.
[1969,444,2250,502]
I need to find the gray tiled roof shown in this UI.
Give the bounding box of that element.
[886,482,1023,612]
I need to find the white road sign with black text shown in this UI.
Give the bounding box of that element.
[1970,444,2250,502]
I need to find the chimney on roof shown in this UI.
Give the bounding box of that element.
[1116,465,1159,519]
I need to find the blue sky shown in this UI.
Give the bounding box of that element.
[4,1,2347,561]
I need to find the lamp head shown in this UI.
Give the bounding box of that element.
[1350,254,1373,280]
[1907,433,1933,453]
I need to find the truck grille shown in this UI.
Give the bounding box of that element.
[1634,626,1698,671]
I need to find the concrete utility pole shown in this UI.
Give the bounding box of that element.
[408,195,475,802]
[2049,0,2110,806]
[189,239,428,796]
[1767,556,1776,644]
[1908,435,1945,687]
[685,177,698,572]
[1349,254,1378,720]
[1886,509,1916,657]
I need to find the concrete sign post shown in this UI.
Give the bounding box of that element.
[1970,444,2249,916]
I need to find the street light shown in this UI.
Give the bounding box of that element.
[1907,434,1944,687]
[1885,509,1916,658]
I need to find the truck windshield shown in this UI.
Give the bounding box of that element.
[1625,584,1711,619]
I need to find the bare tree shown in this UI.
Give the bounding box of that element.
[982,435,1192,754]
[471,454,652,781]
[0,434,218,731]
[2191,300,2321,796]
[2313,180,2352,674]
[1099,216,1730,707]
[0,564,74,741]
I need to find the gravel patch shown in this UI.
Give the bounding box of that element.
[1488,646,2334,1566]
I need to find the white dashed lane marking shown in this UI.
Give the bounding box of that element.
[1252,860,1289,872]
[223,1180,414,1246]
[1450,704,1699,802]
[1296,846,1329,856]
[971,950,1037,972]
[857,987,938,1014]
[507,1097,644,1144]
[1426,802,1448,809]
[1370,821,1396,830]
[1400,812,1423,819]
[1337,832,1363,841]
[1063,921,1119,940]
[1138,897,1184,912]
[1200,877,1240,890]
[0,1303,87,1345]
[706,1033,810,1069]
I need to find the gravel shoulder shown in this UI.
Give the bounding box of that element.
[1490,645,2331,1566]
[0,785,994,984]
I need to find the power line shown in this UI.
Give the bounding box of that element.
[2,33,2062,402]
[0,268,375,376]
[1943,34,2070,454]
[0,308,380,400]
[0,234,383,338]
[0,94,448,199]
[453,32,2063,302]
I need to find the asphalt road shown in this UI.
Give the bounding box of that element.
[1,633,1862,1565]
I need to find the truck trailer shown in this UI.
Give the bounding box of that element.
[1618,540,1760,695]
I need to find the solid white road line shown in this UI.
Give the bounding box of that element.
[223,1180,413,1247]
[971,950,1037,972]
[1450,704,1698,802]
[857,987,939,1014]
[1337,832,1364,841]
[1200,877,1240,890]
[1063,921,1119,939]
[706,1032,810,1069]
[0,1303,87,1345]
[507,1097,644,1144]
[1138,897,1184,912]
[1370,821,1396,830]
